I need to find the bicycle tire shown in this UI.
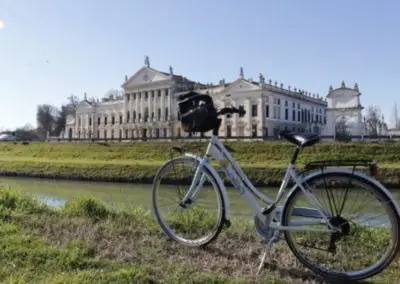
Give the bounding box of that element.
[151,155,226,247]
[281,171,400,281]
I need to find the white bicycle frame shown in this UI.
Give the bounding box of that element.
[179,134,400,233]
[180,135,337,233]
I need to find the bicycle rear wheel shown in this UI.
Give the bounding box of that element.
[152,155,226,247]
[281,172,400,281]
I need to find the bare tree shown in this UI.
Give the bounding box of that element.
[67,94,79,108]
[36,104,58,138]
[335,117,351,142]
[364,106,388,137]
[391,102,400,129]
[14,123,40,140]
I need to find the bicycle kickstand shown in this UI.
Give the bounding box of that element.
[256,234,279,275]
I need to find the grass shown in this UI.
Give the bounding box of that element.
[0,184,398,283]
[1,140,400,166]
[1,141,400,187]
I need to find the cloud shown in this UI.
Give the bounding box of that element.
[0,20,4,30]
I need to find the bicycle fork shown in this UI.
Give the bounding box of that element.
[179,160,208,207]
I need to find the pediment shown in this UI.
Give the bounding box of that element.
[122,67,172,89]
[223,79,261,94]
[77,100,93,109]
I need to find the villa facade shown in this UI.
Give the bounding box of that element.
[63,57,360,140]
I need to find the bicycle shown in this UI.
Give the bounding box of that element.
[151,91,400,281]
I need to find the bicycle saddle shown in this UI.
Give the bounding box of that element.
[279,130,321,148]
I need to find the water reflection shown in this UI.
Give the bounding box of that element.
[0,176,399,227]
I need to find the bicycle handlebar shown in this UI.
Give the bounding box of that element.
[217,106,246,117]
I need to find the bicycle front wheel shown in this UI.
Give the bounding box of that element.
[152,155,226,247]
[281,171,400,281]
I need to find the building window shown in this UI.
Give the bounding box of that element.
[158,90,161,97]
[126,111,130,122]
[111,116,115,125]
[111,130,114,140]
[133,111,136,120]
[103,130,107,139]
[89,117,92,126]
[273,98,281,119]
[251,104,257,117]
[265,105,269,118]
[104,116,108,125]
[285,109,288,120]
[119,115,123,124]
[125,130,128,139]
[292,109,296,121]
[163,128,167,137]
[165,108,169,120]
[119,130,122,139]
[165,89,169,96]
[226,125,232,137]
[155,128,160,138]
[133,93,136,100]
[97,117,100,125]
[158,108,161,120]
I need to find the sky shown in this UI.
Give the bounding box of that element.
[1,0,400,130]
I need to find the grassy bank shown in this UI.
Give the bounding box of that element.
[0,185,398,283]
[0,141,400,187]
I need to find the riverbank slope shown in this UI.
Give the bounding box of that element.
[0,185,398,283]
[0,141,400,186]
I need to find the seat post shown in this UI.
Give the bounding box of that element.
[290,146,301,165]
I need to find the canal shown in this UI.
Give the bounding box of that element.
[1,176,399,223]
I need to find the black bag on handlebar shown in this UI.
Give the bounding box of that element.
[177,91,219,133]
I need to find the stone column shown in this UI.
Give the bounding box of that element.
[148,91,152,122]
[220,99,227,136]
[168,88,172,121]
[153,90,157,122]
[258,96,264,136]
[135,93,139,123]
[160,90,164,122]
[140,92,144,123]
[246,98,252,136]
[91,113,95,138]
[232,100,239,137]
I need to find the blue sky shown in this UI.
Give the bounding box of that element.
[1,0,399,130]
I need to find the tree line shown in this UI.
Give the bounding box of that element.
[35,95,79,139]
[335,104,400,140]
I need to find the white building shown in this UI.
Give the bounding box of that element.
[64,57,328,140]
[320,81,364,138]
